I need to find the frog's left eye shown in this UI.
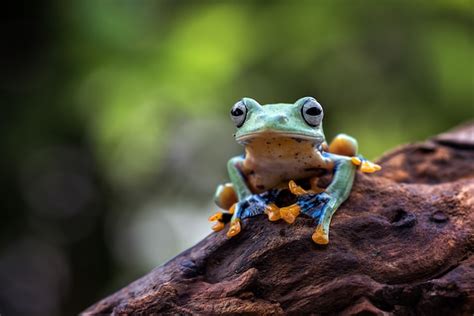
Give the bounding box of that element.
[230,100,247,127]
[301,98,323,127]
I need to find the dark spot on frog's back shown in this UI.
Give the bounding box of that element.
[256,184,265,190]
[304,167,325,176]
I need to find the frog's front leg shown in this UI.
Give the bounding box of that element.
[225,156,250,237]
[209,156,271,237]
[224,156,274,237]
[311,154,356,244]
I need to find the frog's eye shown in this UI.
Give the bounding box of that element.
[230,100,247,127]
[301,98,323,127]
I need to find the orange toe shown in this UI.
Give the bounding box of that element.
[312,226,329,245]
[265,203,281,221]
[280,204,300,224]
[208,212,223,222]
[211,221,225,232]
[227,220,241,237]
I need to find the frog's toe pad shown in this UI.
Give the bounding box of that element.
[360,161,382,173]
[227,220,241,238]
[288,180,309,196]
[352,157,381,173]
[211,221,225,232]
[351,156,362,166]
[280,204,301,224]
[312,226,329,245]
[265,203,281,221]
[208,211,223,222]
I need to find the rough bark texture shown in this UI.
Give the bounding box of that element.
[84,123,474,316]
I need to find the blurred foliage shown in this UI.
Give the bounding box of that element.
[59,0,473,190]
[1,1,473,315]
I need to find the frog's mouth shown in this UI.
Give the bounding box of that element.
[236,131,323,144]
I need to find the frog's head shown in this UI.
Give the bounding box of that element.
[230,97,326,146]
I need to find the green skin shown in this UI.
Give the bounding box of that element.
[220,97,358,242]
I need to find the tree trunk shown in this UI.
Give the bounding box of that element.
[83,123,474,316]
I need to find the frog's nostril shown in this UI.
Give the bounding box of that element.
[276,115,289,124]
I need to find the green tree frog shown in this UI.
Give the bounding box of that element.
[209,97,380,244]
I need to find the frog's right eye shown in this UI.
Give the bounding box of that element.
[301,98,323,127]
[230,101,247,127]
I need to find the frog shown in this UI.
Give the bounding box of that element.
[208,97,381,244]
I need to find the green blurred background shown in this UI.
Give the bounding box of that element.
[1,1,473,315]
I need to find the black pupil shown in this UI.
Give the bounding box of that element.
[231,107,244,116]
[305,106,321,116]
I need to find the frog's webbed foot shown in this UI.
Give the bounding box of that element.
[295,192,333,244]
[280,180,324,224]
[227,219,241,237]
[281,180,322,224]
[209,214,225,232]
[264,203,281,221]
[297,192,330,218]
[226,194,272,238]
[351,156,381,173]
[279,204,301,224]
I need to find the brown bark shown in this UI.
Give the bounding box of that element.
[83,123,474,316]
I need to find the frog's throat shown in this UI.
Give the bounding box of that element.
[236,131,323,145]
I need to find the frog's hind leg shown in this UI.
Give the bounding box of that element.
[329,134,358,156]
[330,134,382,173]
